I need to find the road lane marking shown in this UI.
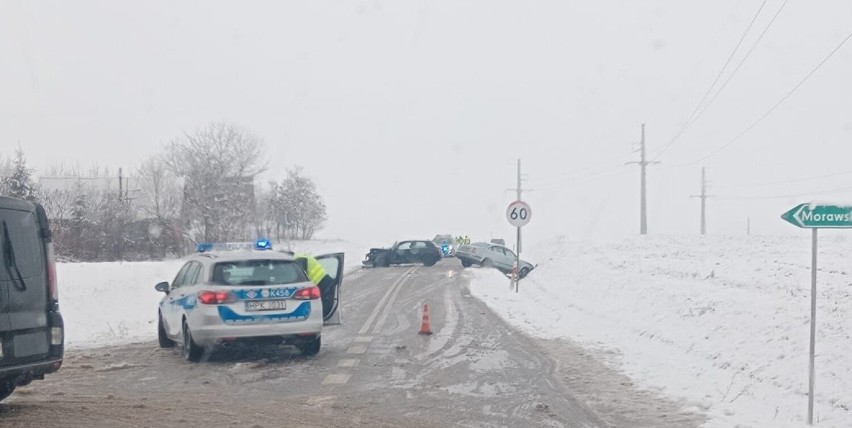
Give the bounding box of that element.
[371,270,410,333]
[321,374,351,385]
[337,359,360,368]
[346,344,368,354]
[304,395,337,407]
[358,266,417,335]
[353,336,373,343]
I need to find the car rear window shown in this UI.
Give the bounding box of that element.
[211,260,308,286]
[0,209,44,281]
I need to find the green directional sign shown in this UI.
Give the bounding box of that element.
[781,203,852,229]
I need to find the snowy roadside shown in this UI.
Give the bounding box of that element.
[467,235,852,428]
[58,240,367,349]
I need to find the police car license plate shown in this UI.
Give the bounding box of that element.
[246,300,287,311]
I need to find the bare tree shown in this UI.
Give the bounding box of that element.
[162,122,267,242]
[276,167,327,240]
[137,156,186,257]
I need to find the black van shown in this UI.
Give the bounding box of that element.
[0,196,64,402]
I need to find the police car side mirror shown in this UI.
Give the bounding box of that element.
[155,282,170,294]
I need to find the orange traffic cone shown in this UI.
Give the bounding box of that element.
[418,304,433,335]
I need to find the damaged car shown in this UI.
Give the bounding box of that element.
[456,242,535,279]
[363,240,442,268]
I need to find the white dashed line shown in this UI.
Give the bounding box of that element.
[321,374,351,385]
[337,359,360,368]
[346,344,368,354]
[353,336,373,343]
[304,395,337,407]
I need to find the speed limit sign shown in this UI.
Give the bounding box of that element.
[506,201,531,227]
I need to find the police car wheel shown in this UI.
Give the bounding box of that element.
[182,320,204,362]
[298,337,321,356]
[422,255,438,267]
[158,313,175,348]
[0,383,15,403]
[461,260,472,268]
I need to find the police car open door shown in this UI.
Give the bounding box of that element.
[316,253,344,325]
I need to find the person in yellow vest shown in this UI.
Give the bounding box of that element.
[294,253,335,319]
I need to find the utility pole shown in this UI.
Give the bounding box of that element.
[506,158,528,293]
[627,124,659,235]
[691,167,712,235]
[118,167,124,201]
[513,159,523,254]
[516,159,522,201]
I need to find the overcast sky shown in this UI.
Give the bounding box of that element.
[2,1,852,246]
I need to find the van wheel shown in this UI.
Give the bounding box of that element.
[158,313,174,348]
[182,320,204,362]
[461,260,472,268]
[298,337,321,356]
[519,267,530,279]
[0,383,15,402]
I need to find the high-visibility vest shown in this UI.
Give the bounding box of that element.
[295,253,327,285]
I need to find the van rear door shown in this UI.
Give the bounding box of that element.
[0,204,50,365]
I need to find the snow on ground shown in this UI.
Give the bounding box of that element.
[59,240,368,349]
[468,234,852,428]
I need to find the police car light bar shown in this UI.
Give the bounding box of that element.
[196,239,273,253]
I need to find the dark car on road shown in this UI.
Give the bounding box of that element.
[0,197,64,402]
[363,240,442,267]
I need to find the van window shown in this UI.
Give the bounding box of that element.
[0,209,44,281]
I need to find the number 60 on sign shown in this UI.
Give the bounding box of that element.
[506,201,531,227]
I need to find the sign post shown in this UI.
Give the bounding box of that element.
[781,203,852,425]
[506,200,531,293]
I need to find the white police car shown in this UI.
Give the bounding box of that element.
[155,240,343,361]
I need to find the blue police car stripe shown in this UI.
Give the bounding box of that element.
[217,302,311,324]
[174,295,198,310]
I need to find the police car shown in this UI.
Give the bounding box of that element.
[155,240,344,361]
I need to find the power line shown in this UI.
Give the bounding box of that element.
[714,169,852,190]
[533,150,633,185]
[652,0,769,160]
[693,0,789,122]
[535,168,630,190]
[717,185,852,201]
[534,161,626,188]
[675,28,852,167]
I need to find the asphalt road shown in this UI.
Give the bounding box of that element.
[0,259,705,427]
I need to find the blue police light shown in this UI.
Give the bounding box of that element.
[196,242,214,253]
[255,238,272,250]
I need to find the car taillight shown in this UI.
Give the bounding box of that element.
[198,291,235,305]
[46,243,58,301]
[293,286,321,300]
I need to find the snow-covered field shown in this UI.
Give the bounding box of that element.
[58,240,368,349]
[469,235,852,428]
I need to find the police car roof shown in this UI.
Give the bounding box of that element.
[191,250,297,263]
